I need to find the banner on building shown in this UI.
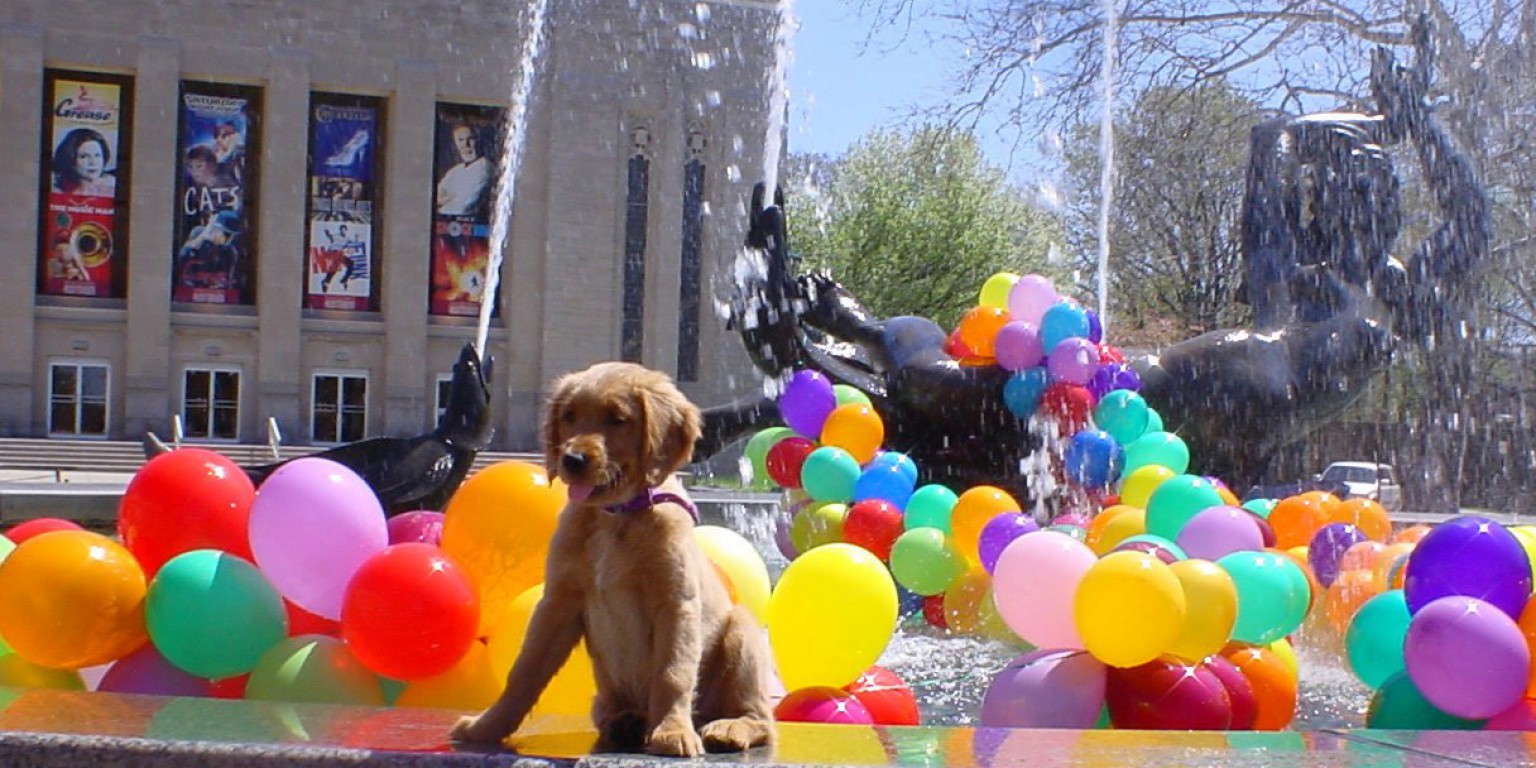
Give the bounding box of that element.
[173,82,260,305]
[305,94,382,311]
[429,103,505,317]
[38,71,133,299]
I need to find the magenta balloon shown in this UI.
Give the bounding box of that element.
[248,458,388,620]
[978,513,1039,574]
[1175,505,1264,561]
[386,510,445,546]
[1046,337,1099,386]
[981,649,1107,728]
[1404,596,1530,720]
[98,644,216,697]
[1008,274,1058,326]
[778,370,838,439]
[1485,699,1536,730]
[994,322,1044,372]
[992,530,1096,649]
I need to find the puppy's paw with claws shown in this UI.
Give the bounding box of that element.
[646,725,703,758]
[450,715,509,746]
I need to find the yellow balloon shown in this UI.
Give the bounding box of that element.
[396,641,501,711]
[979,272,1021,309]
[486,584,598,716]
[1510,527,1536,583]
[0,637,83,690]
[943,567,993,635]
[790,502,847,553]
[768,543,897,691]
[1090,506,1147,556]
[949,485,1021,565]
[976,588,1029,647]
[1166,559,1238,663]
[819,404,885,465]
[775,723,888,765]
[1119,465,1177,509]
[0,531,147,669]
[1074,551,1186,668]
[1266,637,1299,681]
[442,461,566,636]
[694,526,771,625]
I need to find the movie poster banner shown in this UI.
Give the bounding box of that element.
[429,102,505,317]
[305,94,382,311]
[38,71,134,299]
[173,82,260,305]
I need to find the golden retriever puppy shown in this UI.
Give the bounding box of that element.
[452,362,775,756]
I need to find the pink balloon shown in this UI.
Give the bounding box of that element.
[1405,595,1530,719]
[249,458,388,620]
[994,322,1044,372]
[774,686,874,724]
[1175,506,1264,561]
[1046,338,1100,386]
[1008,274,1058,326]
[981,649,1106,728]
[387,510,445,546]
[992,530,1096,649]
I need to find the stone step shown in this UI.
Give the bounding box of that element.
[0,438,541,478]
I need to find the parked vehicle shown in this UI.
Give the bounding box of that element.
[1316,461,1402,511]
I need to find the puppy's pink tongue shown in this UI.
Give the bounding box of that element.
[567,484,594,502]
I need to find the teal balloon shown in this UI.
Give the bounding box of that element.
[1346,590,1411,690]
[1242,498,1277,519]
[1144,408,1165,434]
[1367,671,1486,729]
[800,446,861,503]
[833,384,873,407]
[1276,554,1313,630]
[904,484,960,534]
[146,549,288,679]
[1093,390,1150,446]
[1122,431,1190,476]
[743,427,794,489]
[889,528,964,596]
[1217,551,1309,645]
[1144,475,1224,540]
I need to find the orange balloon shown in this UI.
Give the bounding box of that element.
[1086,505,1137,551]
[1393,524,1433,545]
[396,641,501,711]
[957,306,1011,358]
[1332,498,1391,541]
[1322,569,1377,635]
[1221,643,1297,731]
[1091,507,1147,556]
[949,485,1021,564]
[1297,491,1342,517]
[819,404,885,465]
[1268,495,1332,550]
[0,531,147,669]
[442,461,566,636]
[1337,540,1386,573]
[1518,596,1536,698]
[1370,542,1416,593]
[943,568,993,635]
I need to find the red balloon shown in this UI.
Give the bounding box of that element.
[922,594,947,630]
[774,686,874,724]
[117,448,255,577]
[1247,511,1278,549]
[1099,345,1126,364]
[765,437,817,489]
[843,500,905,562]
[1203,654,1257,730]
[844,665,920,725]
[286,599,341,637]
[1039,383,1094,435]
[1106,658,1232,730]
[340,543,479,681]
[5,518,83,545]
[210,674,249,699]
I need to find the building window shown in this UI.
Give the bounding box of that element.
[678,131,706,382]
[621,126,651,362]
[183,367,240,440]
[312,372,367,444]
[48,360,109,437]
[435,374,454,424]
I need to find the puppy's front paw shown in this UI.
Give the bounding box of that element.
[595,710,647,753]
[700,717,773,752]
[451,714,509,746]
[646,725,703,758]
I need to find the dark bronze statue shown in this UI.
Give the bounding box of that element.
[702,29,1488,502]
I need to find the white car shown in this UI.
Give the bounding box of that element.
[1317,461,1402,511]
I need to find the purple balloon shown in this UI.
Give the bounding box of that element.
[774,509,798,560]
[994,321,1044,372]
[387,510,445,546]
[1404,596,1530,719]
[1087,363,1142,399]
[1046,337,1099,386]
[778,370,837,439]
[1007,274,1058,326]
[1086,309,1103,344]
[978,513,1039,573]
[1176,505,1263,561]
[1309,523,1368,588]
[1405,516,1532,619]
[98,644,216,697]
[982,649,1107,728]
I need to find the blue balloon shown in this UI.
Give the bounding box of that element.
[854,463,917,509]
[1063,429,1123,489]
[867,451,919,487]
[1003,367,1050,418]
[1039,301,1091,352]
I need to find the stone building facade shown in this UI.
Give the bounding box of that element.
[0,0,779,450]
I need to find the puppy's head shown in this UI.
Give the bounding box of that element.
[543,362,702,505]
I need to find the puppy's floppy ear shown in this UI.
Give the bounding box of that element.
[542,374,572,480]
[637,373,703,486]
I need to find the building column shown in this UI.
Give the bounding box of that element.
[0,25,44,436]
[255,48,310,437]
[380,60,436,437]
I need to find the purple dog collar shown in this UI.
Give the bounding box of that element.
[603,488,699,524]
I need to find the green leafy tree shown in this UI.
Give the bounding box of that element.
[787,126,1064,331]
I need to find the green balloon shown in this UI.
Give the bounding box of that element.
[1241,498,1277,519]
[1368,671,1486,729]
[1093,390,1150,446]
[801,446,861,503]
[246,635,384,706]
[0,534,15,567]
[1144,475,1224,540]
[1217,551,1307,644]
[1115,533,1187,560]
[743,427,794,489]
[146,549,288,679]
[1347,590,1411,690]
[889,528,964,596]
[1144,408,1165,434]
[904,484,960,534]
[833,384,873,408]
[1122,431,1190,476]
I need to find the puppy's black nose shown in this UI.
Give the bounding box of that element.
[561,451,589,475]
